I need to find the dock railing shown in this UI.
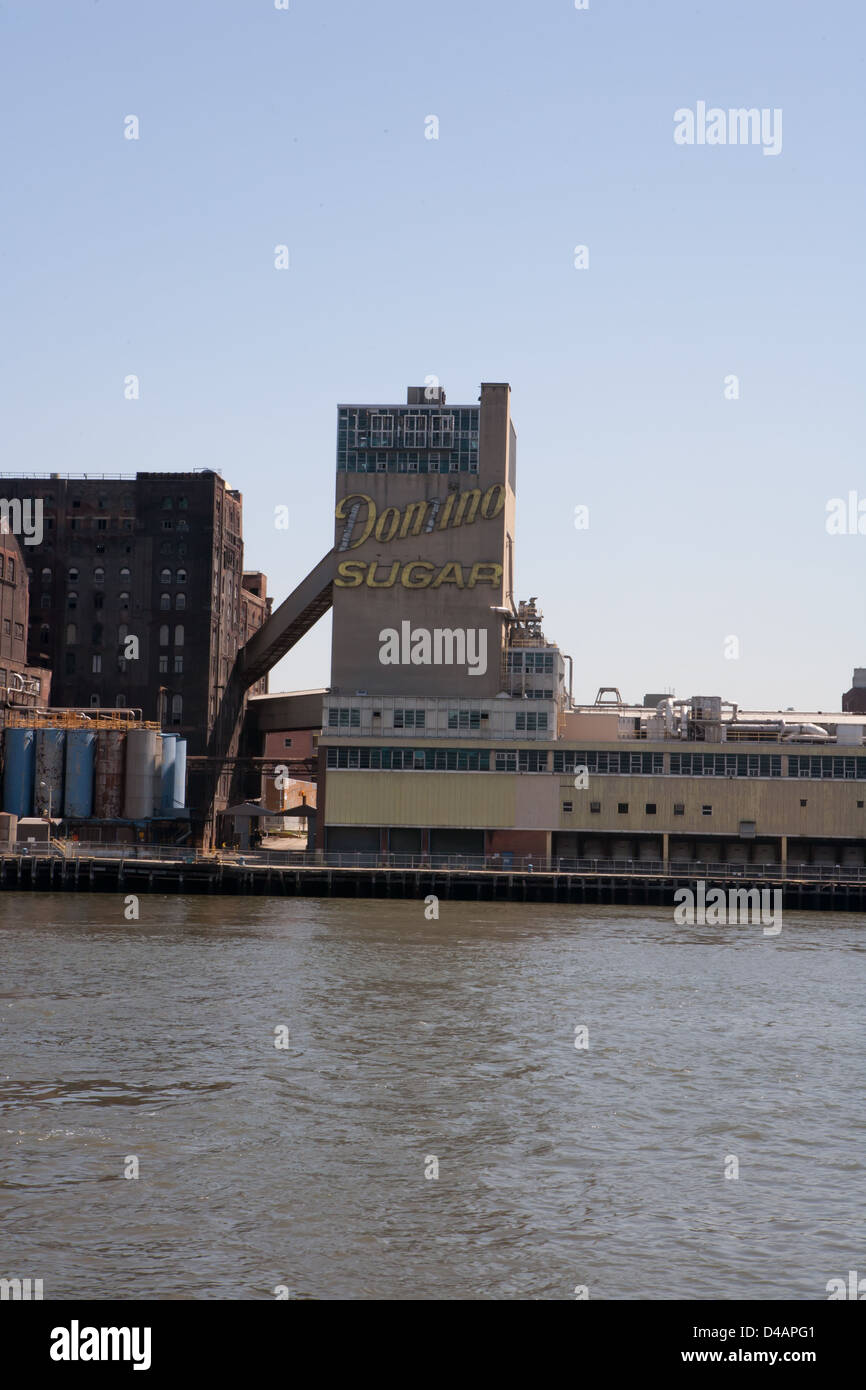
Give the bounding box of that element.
[4,842,866,882]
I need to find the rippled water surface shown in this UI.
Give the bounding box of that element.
[1,893,865,1299]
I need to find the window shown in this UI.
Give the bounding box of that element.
[116,694,126,707]
[93,593,104,610]
[327,707,361,728]
[118,592,130,610]
[118,624,128,644]
[448,710,481,730]
[93,567,104,584]
[170,694,182,726]
[160,568,172,584]
[178,496,188,509]
[369,413,394,447]
[67,591,78,609]
[92,623,103,645]
[6,559,13,582]
[159,625,169,646]
[162,520,173,530]
[800,799,807,807]
[562,801,573,813]
[175,593,186,610]
[159,655,168,673]
[160,593,171,610]
[515,711,548,732]
[590,801,601,813]
[673,803,685,816]
[120,567,130,580]
[91,655,102,673]
[284,738,293,748]
[645,803,657,815]
[702,805,712,816]
[41,567,51,583]
[618,803,629,814]
[67,567,79,583]
[97,518,107,531]
[176,568,187,584]
[173,655,183,674]
[518,750,548,773]
[394,709,425,729]
[65,652,76,673]
[40,593,51,608]
[174,625,184,646]
[495,750,517,771]
[90,694,100,707]
[161,496,173,509]
[13,622,23,641]
[0,557,3,579]
[40,625,50,645]
[160,542,173,555]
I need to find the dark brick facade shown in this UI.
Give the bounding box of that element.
[1,472,268,758]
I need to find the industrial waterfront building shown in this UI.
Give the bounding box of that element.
[0,470,272,839]
[314,383,866,870]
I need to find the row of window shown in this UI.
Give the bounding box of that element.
[0,556,15,582]
[65,567,132,582]
[554,751,866,779]
[506,652,556,673]
[554,752,666,774]
[515,712,548,731]
[324,747,866,781]
[564,801,704,816]
[2,620,24,640]
[325,747,550,772]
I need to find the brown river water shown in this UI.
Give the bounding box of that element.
[1,893,864,1300]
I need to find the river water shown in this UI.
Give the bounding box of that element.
[1,893,864,1300]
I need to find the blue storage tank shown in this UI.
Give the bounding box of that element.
[64,729,97,818]
[172,739,187,810]
[3,728,35,817]
[159,734,177,812]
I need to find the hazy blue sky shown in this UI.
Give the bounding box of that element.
[2,1,864,708]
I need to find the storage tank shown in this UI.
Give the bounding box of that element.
[124,728,158,820]
[34,729,65,817]
[64,729,96,818]
[159,734,177,812]
[94,731,125,818]
[173,739,187,810]
[2,728,35,817]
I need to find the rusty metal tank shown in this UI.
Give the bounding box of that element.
[94,730,125,819]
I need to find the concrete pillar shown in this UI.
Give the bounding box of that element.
[780,835,787,874]
[662,832,669,872]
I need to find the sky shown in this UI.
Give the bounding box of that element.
[2,0,864,710]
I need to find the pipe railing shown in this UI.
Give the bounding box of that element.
[4,843,866,882]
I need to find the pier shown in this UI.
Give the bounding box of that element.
[2,847,866,911]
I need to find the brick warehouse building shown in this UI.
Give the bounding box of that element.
[0,471,271,830]
[0,528,50,708]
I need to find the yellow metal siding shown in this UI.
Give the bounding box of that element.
[326,771,517,828]
[558,776,863,839]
